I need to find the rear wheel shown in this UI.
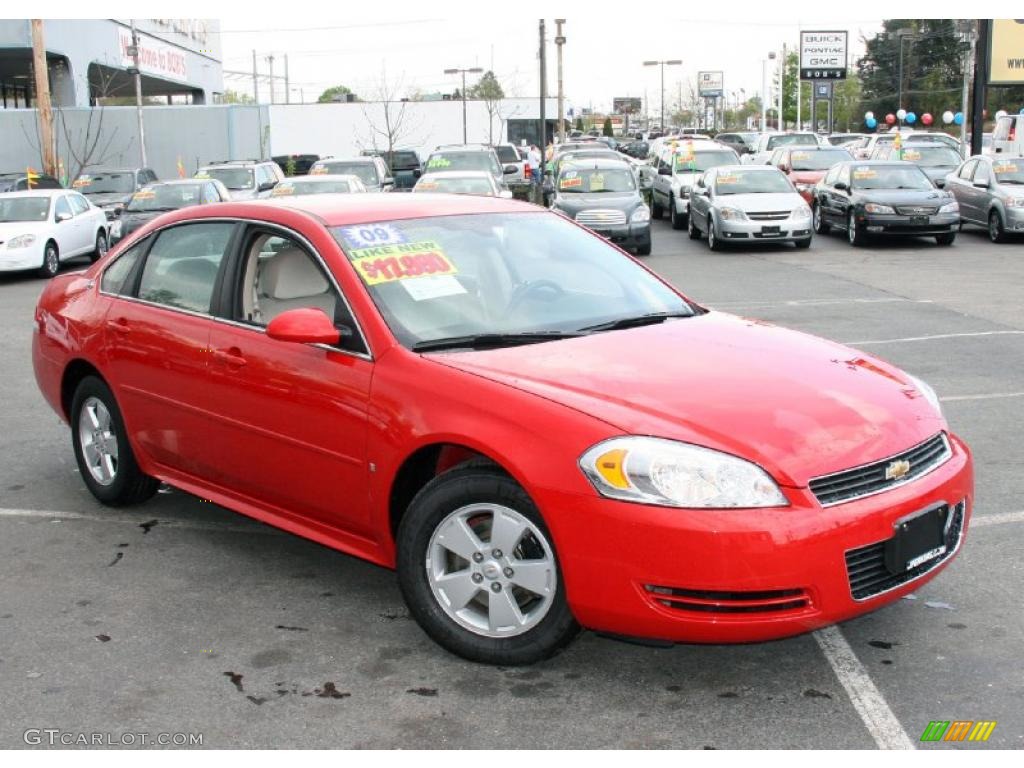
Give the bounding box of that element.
[813,204,830,234]
[794,237,812,249]
[669,195,685,229]
[71,376,159,506]
[847,211,865,247]
[988,209,1007,243]
[397,464,578,665]
[635,240,652,256]
[688,212,701,239]
[651,196,663,219]
[38,241,59,279]
[90,231,108,263]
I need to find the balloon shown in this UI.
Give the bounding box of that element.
[953,112,964,126]
[865,117,877,129]
[896,108,907,120]
[922,113,933,126]
[906,112,917,124]
[885,113,896,125]
[942,110,954,124]
[864,111,875,120]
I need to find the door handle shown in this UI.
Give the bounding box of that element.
[106,318,130,335]
[213,348,247,368]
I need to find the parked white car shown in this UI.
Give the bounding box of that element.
[743,132,823,165]
[0,189,109,278]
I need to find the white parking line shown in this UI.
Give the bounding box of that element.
[846,330,1024,346]
[0,506,280,535]
[970,511,1024,527]
[813,626,915,750]
[940,392,1024,403]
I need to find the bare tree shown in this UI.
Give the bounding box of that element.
[359,67,422,156]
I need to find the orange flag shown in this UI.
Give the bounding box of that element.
[177,157,186,178]
[26,167,40,189]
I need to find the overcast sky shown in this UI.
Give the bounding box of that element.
[218,15,885,112]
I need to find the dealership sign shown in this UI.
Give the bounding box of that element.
[612,97,643,114]
[800,31,848,80]
[117,28,188,82]
[989,19,1024,85]
[698,71,724,97]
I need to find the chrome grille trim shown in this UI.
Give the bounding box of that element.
[575,209,627,227]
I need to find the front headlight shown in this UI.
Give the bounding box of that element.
[579,437,788,508]
[1007,197,1024,208]
[110,220,123,237]
[938,202,959,214]
[864,203,896,214]
[907,374,943,417]
[630,206,651,223]
[7,234,37,249]
[792,205,812,220]
[718,206,747,221]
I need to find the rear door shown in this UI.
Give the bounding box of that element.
[51,195,79,258]
[67,193,95,254]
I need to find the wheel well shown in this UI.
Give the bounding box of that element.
[61,359,103,419]
[47,239,58,254]
[388,443,503,538]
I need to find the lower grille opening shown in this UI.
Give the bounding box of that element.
[845,498,966,600]
[644,585,811,614]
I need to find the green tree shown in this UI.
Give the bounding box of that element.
[602,117,614,136]
[317,85,357,103]
[221,89,254,105]
[831,76,864,131]
[469,71,505,144]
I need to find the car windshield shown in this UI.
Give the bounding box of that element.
[314,162,379,185]
[385,151,420,170]
[766,134,817,150]
[414,177,494,195]
[558,168,636,193]
[900,147,961,167]
[713,170,792,195]
[850,165,933,190]
[789,149,851,170]
[200,168,254,190]
[275,179,355,196]
[992,159,1024,184]
[425,153,497,174]
[0,196,50,222]
[330,212,690,349]
[126,184,203,212]
[675,150,736,173]
[74,172,134,194]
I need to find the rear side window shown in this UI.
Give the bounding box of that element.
[958,160,978,180]
[101,240,146,295]
[54,196,72,220]
[494,146,519,163]
[138,222,234,314]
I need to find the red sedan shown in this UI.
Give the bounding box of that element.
[772,146,854,204]
[32,194,972,664]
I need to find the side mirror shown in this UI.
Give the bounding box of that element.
[266,308,341,346]
[658,166,671,176]
[503,164,517,174]
[258,181,276,192]
[56,211,72,223]
[383,177,395,186]
[934,178,946,189]
[834,181,849,192]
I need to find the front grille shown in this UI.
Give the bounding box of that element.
[809,433,951,507]
[845,499,966,600]
[644,585,811,614]
[576,209,627,227]
[895,206,938,215]
[747,211,790,221]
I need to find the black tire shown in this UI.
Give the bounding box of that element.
[794,237,812,249]
[847,210,865,247]
[90,230,108,263]
[38,240,59,279]
[651,196,663,219]
[70,376,159,507]
[635,240,652,256]
[669,195,685,229]
[935,232,956,246]
[396,464,579,665]
[813,203,830,235]
[688,212,701,239]
[707,216,723,251]
[988,209,1007,243]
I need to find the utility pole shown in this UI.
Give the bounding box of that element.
[284,54,290,105]
[643,59,681,131]
[267,54,275,104]
[777,43,785,130]
[129,20,147,167]
[970,19,989,157]
[252,49,259,103]
[30,20,56,176]
[539,18,547,181]
[957,20,974,155]
[444,66,483,144]
[555,19,566,143]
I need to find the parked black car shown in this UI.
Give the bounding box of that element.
[72,167,158,219]
[272,154,321,176]
[109,179,230,244]
[0,171,63,192]
[811,161,960,246]
[361,149,422,190]
[619,140,649,159]
[714,132,758,156]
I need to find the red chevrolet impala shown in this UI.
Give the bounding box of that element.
[32,194,972,664]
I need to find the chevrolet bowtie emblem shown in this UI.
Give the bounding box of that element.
[885,459,911,481]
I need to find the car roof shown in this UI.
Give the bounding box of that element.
[79,167,139,174]
[316,157,376,164]
[416,170,493,179]
[202,160,269,166]
[0,189,65,198]
[561,158,632,170]
[146,179,208,186]
[429,147,494,155]
[285,174,363,182]
[712,164,778,172]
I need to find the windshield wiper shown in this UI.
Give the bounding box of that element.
[412,331,582,352]
[578,310,694,333]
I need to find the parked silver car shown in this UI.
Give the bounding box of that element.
[944,155,1024,242]
[650,141,739,229]
[687,165,812,250]
[870,142,962,188]
[308,157,394,192]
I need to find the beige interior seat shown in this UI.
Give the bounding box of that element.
[257,247,336,323]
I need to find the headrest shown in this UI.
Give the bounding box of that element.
[260,248,328,300]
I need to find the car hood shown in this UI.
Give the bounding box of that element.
[713,191,803,211]
[117,210,165,236]
[427,312,944,487]
[83,191,132,207]
[853,188,950,205]
[554,192,642,211]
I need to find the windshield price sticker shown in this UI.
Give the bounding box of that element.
[560,176,583,189]
[310,166,329,175]
[270,184,295,197]
[716,174,741,185]
[427,157,451,168]
[416,181,440,190]
[853,167,877,179]
[194,172,211,179]
[589,173,605,192]
[903,150,921,161]
[349,241,458,286]
[72,177,92,188]
[132,188,156,200]
[994,162,1018,174]
[341,223,409,249]
[792,151,811,161]
[401,274,467,302]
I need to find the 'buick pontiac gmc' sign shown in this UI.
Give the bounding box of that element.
[800,31,848,80]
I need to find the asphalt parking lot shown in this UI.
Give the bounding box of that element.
[1,219,1022,749]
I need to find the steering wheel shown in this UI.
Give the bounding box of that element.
[506,279,566,313]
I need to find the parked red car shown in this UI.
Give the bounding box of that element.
[771,146,854,204]
[32,194,972,664]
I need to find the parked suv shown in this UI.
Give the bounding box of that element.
[491,143,529,193]
[422,145,513,191]
[0,171,63,192]
[651,141,739,228]
[991,113,1024,157]
[309,156,393,192]
[196,159,284,200]
[360,149,422,190]
[72,166,158,218]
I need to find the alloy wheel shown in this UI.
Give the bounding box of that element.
[78,396,119,486]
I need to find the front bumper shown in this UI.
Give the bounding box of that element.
[1003,207,1024,232]
[579,221,651,249]
[718,216,812,242]
[859,212,959,236]
[536,432,972,643]
[0,245,45,272]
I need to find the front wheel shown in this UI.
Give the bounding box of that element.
[707,217,723,251]
[794,237,812,249]
[847,210,865,247]
[935,232,956,246]
[688,212,702,239]
[38,241,59,279]
[988,210,1007,243]
[396,464,578,665]
[635,240,652,256]
[71,376,160,506]
[813,204,830,234]
[670,196,685,230]
[91,231,108,263]
[651,196,664,219]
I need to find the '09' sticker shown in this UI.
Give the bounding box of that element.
[348,241,457,285]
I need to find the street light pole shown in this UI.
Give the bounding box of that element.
[643,59,681,131]
[895,28,917,113]
[129,19,147,167]
[444,66,484,144]
[555,19,566,144]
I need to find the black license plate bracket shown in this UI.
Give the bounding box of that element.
[884,504,948,574]
[910,215,929,226]
[762,225,781,235]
